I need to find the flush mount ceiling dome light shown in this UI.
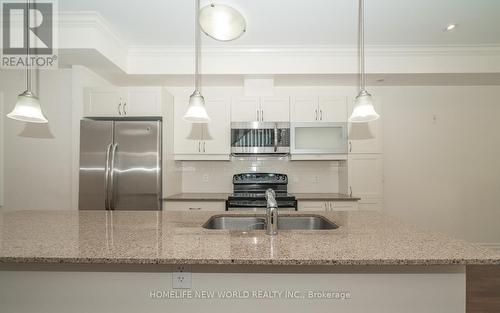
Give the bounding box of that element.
[199,3,246,41]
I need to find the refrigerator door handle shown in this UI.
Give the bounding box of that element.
[104,143,112,210]
[109,143,119,210]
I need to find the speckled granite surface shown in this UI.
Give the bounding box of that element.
[163,193,230,201]
[0,210,498,266]
[293,193,361,201]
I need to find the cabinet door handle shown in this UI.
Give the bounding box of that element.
[189,207,202,211]
[198,141,201,153]
[320,110,323,121]
[349,186,353,197]
[203,141,206,153]
[349,141,352,153]
[256,109,260,121]
[118,102,122,115]
[261,109,264,121]
[315,109,318,121]
[123,102,127,115]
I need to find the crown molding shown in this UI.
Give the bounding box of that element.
[55,11,500,76]
[127,44,500,57]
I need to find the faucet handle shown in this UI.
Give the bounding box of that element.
[265,188,276,199]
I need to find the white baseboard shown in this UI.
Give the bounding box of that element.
[479,243,500,252]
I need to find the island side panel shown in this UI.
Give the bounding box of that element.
[0,265,465,313]
[467,265,500,313]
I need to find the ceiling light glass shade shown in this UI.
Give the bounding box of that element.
[199,4,246,41]
[183,90,210,122]
[349,90,380,123]
[7,91,48,123]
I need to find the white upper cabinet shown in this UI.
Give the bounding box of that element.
[290,96,318,122]
[84,87,163,117]
[231,96,290,122]
[174,96,230,160]
[203,97,231,155]
[125,88,162,116]
[231,96,260,122]
[348,97,382,153]
[318,96,348,122]
[291,96,347,122]
[84,88,122,117]
[260,96,290,122]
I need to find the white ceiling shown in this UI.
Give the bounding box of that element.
[60,0,500,46]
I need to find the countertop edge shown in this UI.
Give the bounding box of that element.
[1,257,499,266]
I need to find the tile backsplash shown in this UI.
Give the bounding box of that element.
[180,160,341,193]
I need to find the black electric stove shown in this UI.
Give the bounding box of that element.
[225,173,297,211]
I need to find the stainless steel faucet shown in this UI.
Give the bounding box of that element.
[265,189,278,235]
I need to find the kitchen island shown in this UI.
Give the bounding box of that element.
[0,210,499,313]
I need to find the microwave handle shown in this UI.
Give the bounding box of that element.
[274,124,278,152]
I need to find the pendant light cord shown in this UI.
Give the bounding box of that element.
[194,0,200,92]
[26,0,31,92]
[358,0,365,92]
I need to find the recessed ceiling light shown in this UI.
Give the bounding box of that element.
[444,24,458,32]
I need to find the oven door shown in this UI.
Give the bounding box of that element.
[225,200,297,211]
[231,122,290,155]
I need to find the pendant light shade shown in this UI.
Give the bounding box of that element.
[349,0,380,123]
[350,90,379,123]
[7,91,48,123]
[7,0,48,124]
[183,0,210,123]
[184,90,210,122]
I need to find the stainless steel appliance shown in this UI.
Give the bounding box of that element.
[231,122,290,156]
[79,119,162,211]
[225,173,297,211]
[290,122,348,156]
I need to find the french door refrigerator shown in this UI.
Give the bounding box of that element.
[79,119,162,210]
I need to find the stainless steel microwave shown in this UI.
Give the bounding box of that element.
[290,122,348,155]
[231,122,290,155]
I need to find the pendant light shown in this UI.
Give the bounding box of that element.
[183,0,210,123]
[349,0,379,123]
[7,0,48,124]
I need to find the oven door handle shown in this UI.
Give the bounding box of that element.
[273,123,278,152]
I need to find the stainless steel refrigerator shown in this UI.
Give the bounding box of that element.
[79,119,162,210]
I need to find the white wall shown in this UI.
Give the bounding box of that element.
[0,69,73,211]
[377,86,500,244]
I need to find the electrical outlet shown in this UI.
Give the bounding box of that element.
[172,265,192,289]
[202,174,209,183]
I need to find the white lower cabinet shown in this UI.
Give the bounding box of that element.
[298,200,359,212]
[163,201,225,211]
[348,154,383,211]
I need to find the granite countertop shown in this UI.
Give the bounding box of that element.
[293,193,361,201]
[0,210,498,266]
[163,193,360,201]
[163,193,230,201]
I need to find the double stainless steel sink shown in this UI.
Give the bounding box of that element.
[202,215,338,231]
